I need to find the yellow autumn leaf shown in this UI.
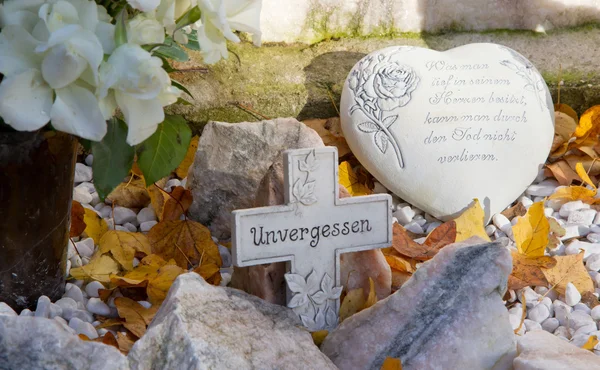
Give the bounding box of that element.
[339,288,365,322]
[548,186,598,204]
[554,111,578,141]
[106,177,150,209]
[99,231,152,271]
[575,106,600,144]
[576,162,597,190]
[380,357,403,370]
[114,297,159,338]
[542,252,594,295]
[83,208,108,244]
[363,277,377,309]
[175,136,199,179]
[70,255,120,283]
[453,199,491,242]
[513,202,550,258]
[146,264,185,304]
[338,161,372,196]
[582,335,599,351]
[311,330,329,346]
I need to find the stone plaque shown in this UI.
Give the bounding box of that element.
[232,147,392,330]
[340,43,554,220]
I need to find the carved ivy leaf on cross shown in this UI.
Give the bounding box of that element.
[292,179,317,205]
[311,273,342,304]
[357,115,398,154]
[285,270,320,308]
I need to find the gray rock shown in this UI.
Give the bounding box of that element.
[74,163,93,183]
[0,316,127,369]
[140,221,157,233]
[513,330,600,369]
[321,238,516,370]
[187,118,323,239]
[128,273,335,370]
[69,317,98,339]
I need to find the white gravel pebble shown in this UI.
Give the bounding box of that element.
[553,300,573,326]
[87,298,111,316]
[124,222,137,232]
[485,224,496,236]
[566,240,600,258]
[53,316,75,334]
[592,225,600,234]
[85,154,93,166]
[492,214,510,230]
[509,313,522,330]
[587,253,600,271]
[519,287,541,307]
[524,319,543,332]
[99,206,112,219]
[113,206,138,225]
[526,179,559,197]
[55,297,77,318]
[76,182,95,194]
[69,317,98,339]
[591,306,600,321]
[588,233,600,243]
[74,163,93,183]
[137,207,156,224]
[0,302,17,316]
[541,317,560,333]
[574,303,592,314]
[48,303,62,319]
[426,222,442,234]
[90,192,101,206]
[165,178,181,190]
[561,225,591,241]
[559,201,590,218]
[63,283,84,303]
[544,207,554,217]
[73,187,93,204]
[393,206,415,225]
[34,295,51,318]
[565,282,582,306]
[573,323,598,337]
[85,281,105,298]
[218,245,232,267]
[568,209,597,225]
[554,326,570,338]
[68,309,94,323]
[519,196,534,207]
[133,258,140,268]
[528,303,550,323]
[568,310,595,330]
[137,301,152,309]
[75,238,95,259]
[404,221,424,234]
[140,221,157,232]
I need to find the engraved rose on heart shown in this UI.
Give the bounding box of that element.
[348,49,420,168]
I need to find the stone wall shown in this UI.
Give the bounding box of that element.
[170,26,600,133]
[260,0,600,43]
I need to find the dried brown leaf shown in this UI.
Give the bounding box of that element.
[70,201,86,237]
[175,136,199,178]
[423,221,456,252]
[392,224,436,261]
[546,161,582,186]
[114,297,159,338]
[508,252,556,291]
[161,186,193,221]
[542,253,594,295]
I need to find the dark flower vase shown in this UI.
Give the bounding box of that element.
[0,130,76,311]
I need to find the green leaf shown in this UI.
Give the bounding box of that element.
[184,30,200,51]
[114,8,128,47]
[175,6,201,31]
[136,115,192,186]
[153,38,189,62]
[171,79,193,99]
[79,139,92,151]
[92,118,135,200]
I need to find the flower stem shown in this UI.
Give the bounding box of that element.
[359,107,404,168]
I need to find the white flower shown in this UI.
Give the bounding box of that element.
[98,44,181,145]
[0,0,45,31]
[155,0,197,32]
[0,5,108,140]
[36,24,104,89]
[195,0,262,64]
[127,13,165,45]
[127,0,162,13]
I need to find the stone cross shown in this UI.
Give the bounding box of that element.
[232,147,392,331]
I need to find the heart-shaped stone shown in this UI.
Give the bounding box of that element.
[341,43,554,220]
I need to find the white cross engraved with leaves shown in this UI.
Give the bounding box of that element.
[291,150,318,211]
[285,270,342,331]
[347,48,419,169]
[499,46,549,112]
